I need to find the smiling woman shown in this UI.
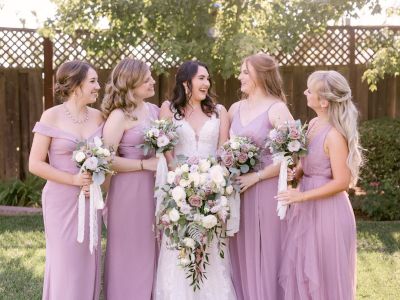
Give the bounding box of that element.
[28,60,105,300]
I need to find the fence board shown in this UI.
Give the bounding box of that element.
[0,71,6,179]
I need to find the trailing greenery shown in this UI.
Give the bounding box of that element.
[357,118,400,220]
[0,176,45,207]
[43,0,380,78]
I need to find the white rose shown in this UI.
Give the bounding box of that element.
[288,140,301,152]
[180,204,191,215]
[74,151,86,163]
[83,156,98,171]
[199,159,211,172]
[230,141,240,150]
[180,164,189,173]
[179,257,190,266]
[193,214,203,222]
[151,128,160,137]
[167,171,176,184]
[93,136,103,147]
[171,186,186,204]
[174,167,183,176]
[209,165,225,186]
[188,172,200,187]
[269,129,278,140]
[248,152,254,158]
[219,196,228,207]
[168,208,180,222]
[179,179,190,188]
[157,135,170,148]
[183,237,196,249]
[202,215,218,229]
[199,173,208,185]
[103,148,111,157]
[226,185,233,195]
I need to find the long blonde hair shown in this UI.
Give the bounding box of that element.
[244,53,287,102]
[308,70,363,186]
[102,58,149,119]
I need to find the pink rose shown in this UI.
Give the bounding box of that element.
[275,133,286,144]
[189,195,202,207]
[222,152,234,167]
[187,156,200,165]
[241,144,250,152]
[288,128,300,139]
[237,152,248,164]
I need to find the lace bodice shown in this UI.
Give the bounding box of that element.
[173,112,220,159]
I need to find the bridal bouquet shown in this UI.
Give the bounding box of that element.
[73,136,114,253]
[157,156,234,290]
[140,119,180,155]
[265,120,307,219]
[219,136,261,176]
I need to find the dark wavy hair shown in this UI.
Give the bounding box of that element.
[54,60,95,103]
[170,60,217,120]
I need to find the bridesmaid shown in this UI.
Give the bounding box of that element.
[277,70,361,300]
[102,58,159,300]
[229,53,293,300]
[29,60,103,299]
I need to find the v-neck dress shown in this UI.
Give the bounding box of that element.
[279,125,356,300]
[229,101,284,300]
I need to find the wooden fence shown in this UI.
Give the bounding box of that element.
[0,26,399,180]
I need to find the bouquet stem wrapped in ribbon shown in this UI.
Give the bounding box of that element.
[265,120,308,220]
[73,136,114,254]
[139,119,180,215]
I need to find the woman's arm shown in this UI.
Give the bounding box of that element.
[103,109,157,172]
[159,101,176,169]
[218,105,230,147]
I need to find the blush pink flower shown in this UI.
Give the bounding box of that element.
[188,195,202,207]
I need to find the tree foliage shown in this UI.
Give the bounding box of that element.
[45,0,381,78]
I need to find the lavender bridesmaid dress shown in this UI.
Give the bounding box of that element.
[229,101,283,300]
[32,122,103,300]
[104,102,159,300]
[279,125,357,300]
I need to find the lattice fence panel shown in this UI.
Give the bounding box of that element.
[52,32,179,69]
[276,28,350,66]
[0,28,44,68]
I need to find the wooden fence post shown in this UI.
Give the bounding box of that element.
[43,37,53,109]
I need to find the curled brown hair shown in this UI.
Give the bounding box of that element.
[244,53,287,102]
[54,60,95,103]
[101,58,149,119]
[170,60,217,120]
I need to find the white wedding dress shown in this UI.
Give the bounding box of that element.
[154,110,237,300]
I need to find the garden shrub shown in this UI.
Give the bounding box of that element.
[357,118,400,220]
[0,175,45,207]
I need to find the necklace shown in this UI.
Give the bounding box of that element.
[63,103,89,124]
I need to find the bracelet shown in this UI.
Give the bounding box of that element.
[256,171,262,182]
[140,159,144,170]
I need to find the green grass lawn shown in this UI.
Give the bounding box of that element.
[0,216,399,300]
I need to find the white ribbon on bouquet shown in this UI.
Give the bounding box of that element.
[226,190,240,236]
[273,153,293,220]
[76,176,105,254]
[155,153,169,216]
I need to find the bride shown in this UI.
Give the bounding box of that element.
[154,60,237,300]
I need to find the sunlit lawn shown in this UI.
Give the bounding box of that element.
[0,215,399,299]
